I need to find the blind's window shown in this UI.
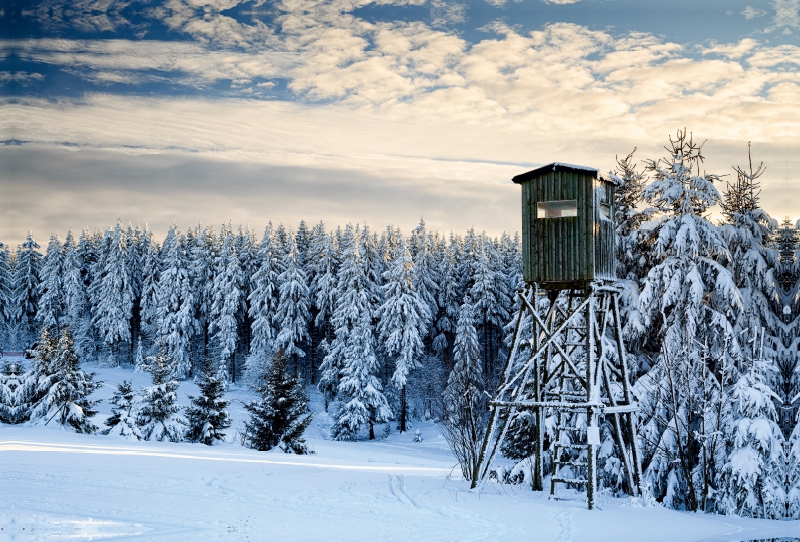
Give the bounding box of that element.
[537,200,578,218]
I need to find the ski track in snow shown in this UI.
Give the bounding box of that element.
[3,365,800,541]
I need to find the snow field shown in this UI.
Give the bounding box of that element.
[3,365,800,541]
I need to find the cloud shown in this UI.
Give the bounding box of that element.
[741,6,768,20]
[541,0,582,4]
[4,1,800,241]
[765,0,800,33]
[430,0,467,27]
[0,71,45,84]
[0,146,521,245]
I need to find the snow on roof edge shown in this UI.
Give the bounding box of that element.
[512,162,617,185]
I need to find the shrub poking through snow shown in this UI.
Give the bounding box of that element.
[185,361,231,445]
[244,349,313,454]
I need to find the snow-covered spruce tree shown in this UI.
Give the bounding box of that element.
[235,225,258,371]
[102,380,141,439]
[321,224,391,439]
[209,227,242,381]
[410,219,439,323]
[376,240,431,433]
[246,224,282,382]
[155,224,195,379]
[185,361,230,445]
[611,148,653,282]
[0,242,14,350]
[244,349,313,454]
[133,336,145,371]
[126,225,145,350]
[719,145,778,358]
[437,298,486,481]
[15,230,42,349]
[62,231,94,362]
[716,344,785,519]
[28,327,101,433]
[500,231,523,297]
[309,227,339,364]
[37,234,65,333]
[317,224,357,409]
[0,359,26,423]
[274,236,311,376]
[17,327,57,423]
[335,309,391,441]
[628,130,742,511]
[432,238,460,366]
[137,350,186,442]
[90,222,134,366]
[359,224,385,315]
[189,225,218,365]
[469,235,510,385]
[138,225,161,351]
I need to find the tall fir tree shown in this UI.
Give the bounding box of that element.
[62,231,94,362]
[15,230,42,349]
[440,298,486,481]
[155,224,195,378]
[309,228,339,352]
[469,235,510,383]
[138,225,161,350]
[246,224,282,381]
[244,350,313,454]
[376,240,431,432]
[37,234,65,333]
[611,148,653,281]
[274,236,311,377]
[209,227,243,381]
[629,130,742,511]
[717,348,785,518]
[0,242,14,350]
[90,222,134,365]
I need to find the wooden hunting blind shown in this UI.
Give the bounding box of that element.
[512,163,617,287]
[473,162,640,510]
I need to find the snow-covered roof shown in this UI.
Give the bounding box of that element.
[512,162,617,185]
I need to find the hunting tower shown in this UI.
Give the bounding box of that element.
[515,162,616,286]
[472,163,641,510]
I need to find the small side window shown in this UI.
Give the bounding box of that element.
[537,200,578,218]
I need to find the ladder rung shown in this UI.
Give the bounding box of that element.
[545,393,586,402]
[555,443,588,450]
[552,478,588,485]
[555,460,588,467]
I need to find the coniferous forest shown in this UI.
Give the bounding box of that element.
[2,132,800,519]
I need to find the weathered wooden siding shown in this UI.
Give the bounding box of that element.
[517,164,616,286]
[594,181,616,281]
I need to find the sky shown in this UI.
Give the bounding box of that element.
[2,0,800,244]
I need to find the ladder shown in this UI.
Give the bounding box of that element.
[471,283,642,510]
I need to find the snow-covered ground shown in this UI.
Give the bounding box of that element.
[3,363,800,542]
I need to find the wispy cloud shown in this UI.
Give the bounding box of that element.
[765,0,800,33]
[741,6,768,20]
[431,0,466,27]
[0,71,45,84]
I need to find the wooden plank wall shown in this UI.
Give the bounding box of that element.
[520,169,616,285]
